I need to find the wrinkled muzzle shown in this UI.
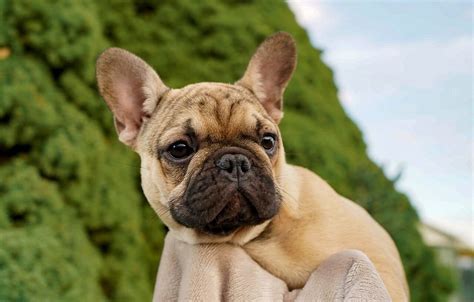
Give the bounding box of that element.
[170,147,281,235]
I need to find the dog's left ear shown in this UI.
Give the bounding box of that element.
[236,32,297,123]
[96,48,169,148]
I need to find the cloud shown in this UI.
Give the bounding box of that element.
[326,36,472,98]
[289,2,472,106]
[338,89,356,106]
[286,1,338,40]
[468,5,474,20]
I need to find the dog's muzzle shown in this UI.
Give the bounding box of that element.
[170,147,281,235]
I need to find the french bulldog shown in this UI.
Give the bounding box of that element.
[96,32,409,301]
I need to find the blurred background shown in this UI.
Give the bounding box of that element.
[0,1,472,301]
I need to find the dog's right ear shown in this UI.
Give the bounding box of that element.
[96,48,169,148]
[236,32,296,124]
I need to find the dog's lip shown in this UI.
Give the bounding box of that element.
[200,223,241,236]
[237,187,259,216]
[173,182,241,228]
[199,190,263,235]
[205,188,246,223]
[172,195,230,228]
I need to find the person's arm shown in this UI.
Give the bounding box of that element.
[153,234,390,301]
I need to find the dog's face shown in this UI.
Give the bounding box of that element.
[97,33,296,243]
[140,83,283,236]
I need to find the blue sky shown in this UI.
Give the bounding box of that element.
[287,1,472,245]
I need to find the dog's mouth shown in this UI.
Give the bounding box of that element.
[169,148,281,236]
[171,182,280,236]
[199,189,262,235]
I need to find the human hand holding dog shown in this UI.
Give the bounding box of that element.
[153,233,390,301]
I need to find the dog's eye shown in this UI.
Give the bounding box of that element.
[167,141,194,160]
[261,134,276,152]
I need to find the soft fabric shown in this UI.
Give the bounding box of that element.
[153,234,391,301]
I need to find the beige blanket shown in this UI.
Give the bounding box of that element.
[153,234,390,301]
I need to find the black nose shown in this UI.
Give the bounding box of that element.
[215,153,251,181]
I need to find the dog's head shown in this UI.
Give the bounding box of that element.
[96,33,296,243]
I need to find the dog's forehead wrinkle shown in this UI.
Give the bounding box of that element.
[253,114,263,136]
[143,82,274,156]
[179,82,257,104]
[184,118,195,136]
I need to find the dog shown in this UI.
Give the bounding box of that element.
[96,32,409,301]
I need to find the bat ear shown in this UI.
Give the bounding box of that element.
[236,32,297,123]
[96,48,169,148]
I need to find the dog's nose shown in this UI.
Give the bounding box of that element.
[215,153,251,181]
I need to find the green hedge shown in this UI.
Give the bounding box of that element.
[0,0,455,300]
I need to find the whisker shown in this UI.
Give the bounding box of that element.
[276,183,299,205]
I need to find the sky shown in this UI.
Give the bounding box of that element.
[287,1,473,246]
